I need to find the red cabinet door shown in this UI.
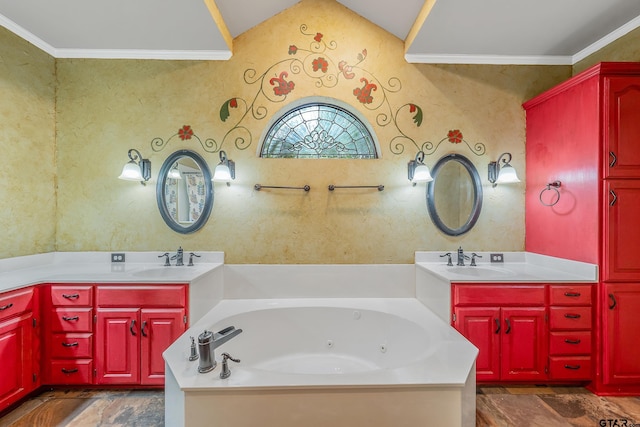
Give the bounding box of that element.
[454,307,500,382]
[603,283,640,385]
[0,313,33,412]
[604,77,640,178]
[140,308,185,385]
[95,308,140,385]
[604,180,640,281]
[501,307,547,381]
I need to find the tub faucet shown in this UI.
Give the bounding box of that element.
[457,247,469,266]
[171,246,184,266]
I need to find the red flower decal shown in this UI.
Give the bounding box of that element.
[353,78,377,104]
[288,45,298,55]
[314,32,323,42]
[229,98,238,108]
[409,104,416,113]
[338,60,355,79]
[270,71,295,96]
[178,125,193,140]
[447,129,463,144]
[312,57,329,73]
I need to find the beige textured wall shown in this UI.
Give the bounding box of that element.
[573,27,640,74]
[3,0,586,264]
[52,0,573,264]
[0,27,56,259]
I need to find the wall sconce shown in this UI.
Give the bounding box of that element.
[118,149,151,185]
[167,162,182,180]
[212,150,235,186]
[488,152,520,187]
[407,151,433,185]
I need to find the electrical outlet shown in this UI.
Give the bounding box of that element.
[490,253,504,263]
[111,253,126,263]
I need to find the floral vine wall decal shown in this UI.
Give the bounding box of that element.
[150,125,218,153]
[421,129,486,157]
[216,24,428,155]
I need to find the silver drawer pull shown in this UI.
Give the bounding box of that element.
[62,341,79,347]
[564,339,581,345]
[0,303,14,311]
[62,293,80,299]
[564,364,581,370]
[564,313,581,319]
[62,316,80,321]
[61,368,79,374]
[563,292,581,297]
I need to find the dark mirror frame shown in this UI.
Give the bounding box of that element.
[426,153,483,236]
[156,149,213,234]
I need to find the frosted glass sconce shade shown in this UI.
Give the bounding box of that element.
[118,148,151,185]
[408,151,433,185]
[212,150,235,185]
[488,152,520,187]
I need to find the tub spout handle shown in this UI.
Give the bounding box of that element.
[212,326,244,349]
[220,352,240,379]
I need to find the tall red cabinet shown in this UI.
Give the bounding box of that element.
[524,62,640,395]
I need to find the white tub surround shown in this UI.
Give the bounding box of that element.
[0,251,224,323]
[164,264,478,427]
[415,251,598,323]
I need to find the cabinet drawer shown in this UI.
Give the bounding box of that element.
[49,360,93,385]
[548,356,592,380]
[549,306,592,330]
[549,331,591,355]
[96,285,186,308]
[0,288,34,321]
[453,284,545,306]
[50,308,93,332]
[549,285,592,306]
[51,333,93,359]
[50,285,93,307]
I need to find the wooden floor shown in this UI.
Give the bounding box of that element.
[1,386,639,426]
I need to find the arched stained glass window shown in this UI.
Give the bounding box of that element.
[260,99,379,159]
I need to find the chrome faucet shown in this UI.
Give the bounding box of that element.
[457,246,469,266]
[158,252,171,266]
[171,246,184,266]
[197,326,243,374]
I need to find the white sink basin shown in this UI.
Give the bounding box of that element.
[131,267,183,278]
[446,266,514,277]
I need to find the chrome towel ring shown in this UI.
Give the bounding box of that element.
[539,181,562,206]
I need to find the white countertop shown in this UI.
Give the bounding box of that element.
[415,251,598,283]
[0,251,224,293]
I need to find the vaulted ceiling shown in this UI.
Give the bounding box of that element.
[1,0,639,64]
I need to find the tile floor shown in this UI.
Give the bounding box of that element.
[1,386,639,426]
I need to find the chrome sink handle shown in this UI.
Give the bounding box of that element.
[188,252,201,266]
[440,253,453,266]
[470,253,482,266]
[158,252,171,266]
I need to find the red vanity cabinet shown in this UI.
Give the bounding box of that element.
[0,287,39,413]
[43,284,95,385]
[547,284,594,380]
[525,62,640,394]
[602,283,640,385]
[452,284,547,382]
[95,284,188,386]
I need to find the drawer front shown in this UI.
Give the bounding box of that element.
[549,306,592,330]
[49,360,93,385]
[51,308,93,332]
[96,285,186,308]
[0,287,34,321]
[549,285,592,306]
[548,356,592,380]
[50,285,93,307]
[453,284,545,306]
[549,331,591,355]
[51,333,93,359]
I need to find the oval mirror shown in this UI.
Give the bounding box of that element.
[426,153,482,236]
[156,150,213,234]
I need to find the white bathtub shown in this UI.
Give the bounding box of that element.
[164,298,478,427]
